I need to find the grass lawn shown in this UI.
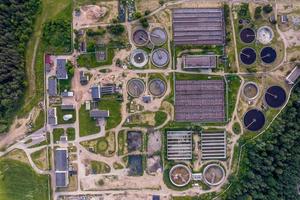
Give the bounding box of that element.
[0,159,49,200]
[175,72,223,81]
[155,111,168,126]
[21,0,72,118]
[117,130,126,156]
[77,48,115,68]
[31,147,49,170]
[56,106,76,124]
[226,75,242,120]
[31,109,45,132]
[233,122,241,134]
[79,105,100,137]
[66,127,75,141]
[98,95,122,130]
[53,128,65,143]
[113,162,124,169]
[90,160,111,174]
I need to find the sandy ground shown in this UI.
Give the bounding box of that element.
[74,1,118,29]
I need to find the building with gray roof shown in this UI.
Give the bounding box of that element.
[182,55,217,70]
[55,148,69,188]
[101,85,116,95]
[48,77,57,97]
[286,66,300,85]
[56,172,68,188]
[90,109,109,119]
[56,59,68,80]
[48,108,57,125]
[91,85,101,101]
[61,104,75,110]
[173,8,225,46]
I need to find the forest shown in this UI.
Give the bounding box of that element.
[226,83,300,199]
[0,0,41,132]
[42,19,72,54]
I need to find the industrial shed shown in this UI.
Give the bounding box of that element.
[175,80,225,122]
[173,8,225,46]
[167,131,192,160]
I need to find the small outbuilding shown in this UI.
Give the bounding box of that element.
[286,66,300,85]
[89,109,109,119]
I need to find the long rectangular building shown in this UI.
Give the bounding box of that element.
[183,55,217,70]
[167,131,192,160]
[175,80,225,122]
[55,148,69,188]
[173,8,225,46]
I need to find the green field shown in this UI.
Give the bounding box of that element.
[226,75,242,120]
[53,128,65,143]
[99,95,122,130]
[0,159,49,200]
[56,107,76,124]
[79,106,100,137]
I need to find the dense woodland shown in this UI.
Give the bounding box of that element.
[0,0,41,132]
[226,83,300,199]
[42,19,72,53]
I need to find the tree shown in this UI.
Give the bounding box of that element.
[107,24,125,36]
[238,3,251,20]
[263,4,273,14]
[140,18,149,28]
[133,12,142,20]
[0,0,41,133]
[254,6,262,19]
[159,0,165,6]
[144,10,151,16]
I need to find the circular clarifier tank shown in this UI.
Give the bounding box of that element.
[240,47,257,65]
[169,164,191,187]
[130,49,148,68]
[265,86,286,108]
[257,26,274,45]
[243,109,266,131]
[149,27,167,46]
[151,48,169,68]
[243,82,259,100]
[240,28,256,43]
[260,47,277,64]
[132,29,149,46]
[203,164,225,186]
[127,78,145,98]
[149,78,166,97]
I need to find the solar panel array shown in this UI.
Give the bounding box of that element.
[175,80,225,122]
[173,8,225,45]
[167,131,192,160]
[201,132,226,160]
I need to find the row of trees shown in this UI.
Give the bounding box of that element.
[226,84,300,199]
[0,0,41,133]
